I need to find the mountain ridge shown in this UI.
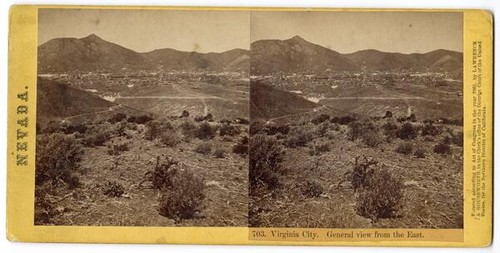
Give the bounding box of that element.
[38,34,462,74]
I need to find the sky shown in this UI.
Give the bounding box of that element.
[251,11,463,54]
[38,9,462,54]
[38,8,250,53]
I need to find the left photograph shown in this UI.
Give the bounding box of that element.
[35,8,250,226]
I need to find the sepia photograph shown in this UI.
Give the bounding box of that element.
[249,11,464,228]
[35,8,250,226]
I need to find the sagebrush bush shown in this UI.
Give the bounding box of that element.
[250,134,284,190]
[213,148,226,158]
[108,113,127,124]
[383,121,399,141]
[285,127,313,148]
[34,187,57,225]
[434,141,451,155]
[395,142,414,155]
[421,123,441,136]
[302,180,324,198]
[196,122,216,140]
[397,122,418,140]
[233,136,249,156]
[107,143,129,156]
[311,114,330,125]
[141,157,179,191]
[355,168,404,220]
[194,142,212,155]
[102,181,125,197]
[159,130,182,147]
[36,133,82,187]
[144,120,174,141]
[348,120,376,141]
[362,131,383,148]
[159,169,205,219]
[180,120,198,139]
[309,143,331,156]
[316,121,331,137]
[83,127,111,147]
[414,146,426,158]
[134,115,154,124]
[348,157,378,191]
[219,123,240,136]
[449,131,463,147]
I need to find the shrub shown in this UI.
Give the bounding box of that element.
[355,168,403,220]
[285,127,313,148]
[434,141,451,155]
[219,123,240,136]
[34,187,57,225]
[83,127,111,147]
[250,134,284,190]
[309,143,331,156]
[142,157,179,191]
[134,115,154,124]
[349,157,378,191]
[108,113,127,124]
[36,133,82,188]
[316,121,331,137]
[414,146,426,158]
[144,120,174,141]
[196,122,216,140]
[180,110,190,118]
[213,148,226,158]
[102,181,125,197]
[127,116,136,123]
[302,180,324,198]
[250,121,266,135]
[233,136,249,156]
[266,125,290,136]
[395,142,414,155]
[159,169,205,220]
[107,143,129,156]
[194,142,212,155]
[450,131,463,147]
[363,131,383,148]
[159,130,182,147]
[421,123,441,136]
[61,124,87,134]
[348,120,375,141]
[397,122,418,140]
[332,115,357,125]
[180,120,198,139]
[383,121,399,141]
[311,114,330,125]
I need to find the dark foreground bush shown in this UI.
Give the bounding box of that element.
[395,142,414,155]
[233,136,249,156]
[194,142,212,155]
[348,156,378,191]
[213,148,226,158]
[421,123,441,136]
[134,115,154,124]
[356,168,404,220]
[397,122,418,140]
[108,113,127,124]
[36,133,82,188]
[196,122,216,140]
[414,146,426,158]
[302,180,324,198]
[285,127,313,148]
[102,181,125,197]
[250,134,284,190]
[159,169,205,220]
[83,127,111,147]
[434,141,451,155]
[219,123,240,136]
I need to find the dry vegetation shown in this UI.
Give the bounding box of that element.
[35,112,248,226]
[249,113,463,228]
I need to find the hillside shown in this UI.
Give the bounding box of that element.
[38,34,149,73]
[251,36,463,74]
[345,49,462,72]
[38,34,250,73]
[251,36,358,75]
[250,81,320,120]
[37,78,115,123]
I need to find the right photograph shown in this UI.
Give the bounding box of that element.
[249,11,463,228]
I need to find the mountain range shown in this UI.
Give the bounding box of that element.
[38,34,462,74]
